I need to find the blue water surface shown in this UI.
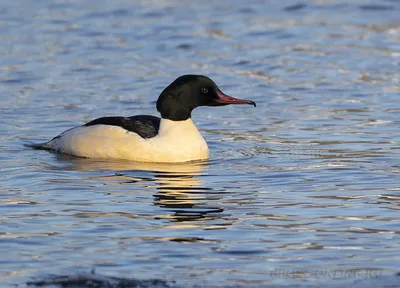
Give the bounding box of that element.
[0,0,399,287]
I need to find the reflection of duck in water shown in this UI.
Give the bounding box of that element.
[31,75,255,163]
[153,169,224,223]
[58,157,225,224]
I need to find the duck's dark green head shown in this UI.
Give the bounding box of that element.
[156,75,256,121]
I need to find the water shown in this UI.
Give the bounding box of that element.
[1,0,400,287]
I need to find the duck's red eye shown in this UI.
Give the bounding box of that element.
[201,88,208,94]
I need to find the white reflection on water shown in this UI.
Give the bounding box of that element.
[50,156,227,227]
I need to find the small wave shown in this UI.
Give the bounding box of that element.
[27,272,400,288]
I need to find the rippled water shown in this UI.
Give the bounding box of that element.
[1,0,400,287]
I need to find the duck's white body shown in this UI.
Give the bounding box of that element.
[45,118,209,163]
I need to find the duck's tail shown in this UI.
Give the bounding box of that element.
[25,142,52,151]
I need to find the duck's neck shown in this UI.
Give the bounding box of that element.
[158,118,201,138]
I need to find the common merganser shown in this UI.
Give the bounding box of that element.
[32,75,256,162]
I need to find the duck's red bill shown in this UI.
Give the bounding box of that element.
[215,90,256,107]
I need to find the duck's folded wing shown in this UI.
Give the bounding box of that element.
[84,115,161,139]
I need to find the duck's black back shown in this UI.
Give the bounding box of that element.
[84,115,161,139]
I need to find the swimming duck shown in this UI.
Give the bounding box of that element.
[32,75,256,162]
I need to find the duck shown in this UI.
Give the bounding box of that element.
[31,75,256,163]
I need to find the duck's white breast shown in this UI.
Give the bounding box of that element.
[47,118,209,162]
